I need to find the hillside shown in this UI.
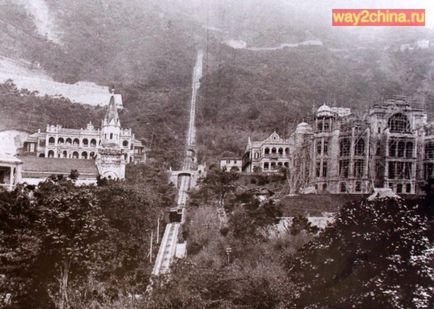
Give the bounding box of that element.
[195,42,434,161]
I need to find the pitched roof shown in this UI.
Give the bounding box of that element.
[20,156,98,179]
[104,95,120,124]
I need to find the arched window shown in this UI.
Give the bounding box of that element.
[90,139,97,147]
[48,150,54,158]
[123,140,129,147]
[264,148,270,155]
[340,138,351,157]
[397,141,405,158]
[39,153,45,158]
[388,113,410,133]
[72,151,79,159]
[63,151,67,158]
[405,142,413,158]
[285,147,289,155]
[278,148,283,155]
[58,137,64,145]
[48,137,55,145]
[355,139,365,156]
[66,138,72,145]
[82,139,89,146]
[73,138,80,146]
[110,133,113,140]
[82,152,88,159]
[271,148,277,154]
[425,142,434,159]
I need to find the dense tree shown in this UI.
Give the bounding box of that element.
[287,197,434,309]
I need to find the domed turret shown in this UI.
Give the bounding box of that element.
[296,122,312,134]
[316,104,333,117]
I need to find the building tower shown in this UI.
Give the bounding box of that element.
[96,92,126,179]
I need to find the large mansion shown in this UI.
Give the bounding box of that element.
[235,97,434,195]
[0,93,147,189]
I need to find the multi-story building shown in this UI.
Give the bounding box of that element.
[242,131,291,173]
[18,93,147,182]
[237,97,434,195]
[219,157,242,172]
[289,97,434,195]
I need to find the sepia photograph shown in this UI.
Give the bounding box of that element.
[0,0,433,308]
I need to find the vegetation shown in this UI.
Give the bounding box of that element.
[148,171,434,309]
[0,164,176,308]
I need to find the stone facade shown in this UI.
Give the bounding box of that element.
[289,98,434,195]
[239,97,434,195]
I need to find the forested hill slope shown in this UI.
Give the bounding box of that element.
[195,43,434,161]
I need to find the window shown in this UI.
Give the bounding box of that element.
[397,141,405,158]
[284,162,289,168]
[265,148,270,155]
[406,142,413,158]
[406,184,411,193]
[226,160,230,164]
[316,161,321,177]
[339,159,349,177]
[322,183,328,191]
[317,141,322,155]
[82,152,88,159]
[90,139,97,147]
[73,138,80,146]
[425,142,434,159]
[355,139,365,156]
[340,138,351,157]
[397,184,403,194]
[317,121,323,131]
[62,151,67,158]
[388,113,410,133]
[323,141,328,155]
[271,148,277,154]
[340,182,347,193]
[354,160,364,177]
[376,141,381,155]
[48,137,55,145]
[48,150,54,158]
[58,138,64,144]
[285,148,290,155]
[123,140,129,147]
[82,139,89,146]
[323,121,330,131]
[110,133,113,140]
[322,162,328,177]
[404,162,412,179]
[271,162,276,169]
[355,181,362,192]
[389,161,396,179]
[424,163,434,180]
[264,162,269,170]
[66,138,72,145]
[72,151,79,159]
[278,148,283,155]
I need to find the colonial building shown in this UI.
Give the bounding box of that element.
[219,157,242,172]
[289,97,434,195]
[0,153,22,191]
[13,93,147,185]
[237,97,434,195]
[242,131,291,173]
